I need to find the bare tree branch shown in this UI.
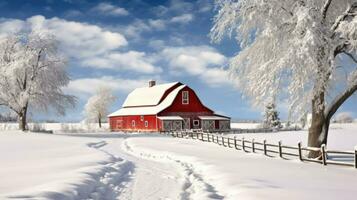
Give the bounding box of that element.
[325,81,357,121]
[322,0,333,20]
[331,2,357,35]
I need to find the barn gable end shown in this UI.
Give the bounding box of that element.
[108,81,230,132]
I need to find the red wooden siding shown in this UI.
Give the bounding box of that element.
[159,86,213,114]
[159,86,213,129]
[109,115,158,132]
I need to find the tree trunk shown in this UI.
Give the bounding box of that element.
[18,105,28,131]
[98,113,102,128]
[307,91,327,158]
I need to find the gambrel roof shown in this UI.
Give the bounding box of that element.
[108,83,185,116]
[122,82,180,108]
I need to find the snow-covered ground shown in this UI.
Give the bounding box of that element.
[0,122,109,132]
[231,122,260,129]
[0,123,357,199]
[229,123,357,150]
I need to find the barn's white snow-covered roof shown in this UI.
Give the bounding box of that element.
[122,82,180,107]
[108,84,185,116]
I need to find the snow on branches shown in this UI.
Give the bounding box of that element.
[211,0,357,120]
[263,102,282,129]
[84,87,116,128]
[0,31,76,130]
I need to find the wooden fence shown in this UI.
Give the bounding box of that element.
[161,130,357,169]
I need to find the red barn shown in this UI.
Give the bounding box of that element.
[108,81,230,132]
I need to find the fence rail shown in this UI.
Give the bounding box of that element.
[161,130,357,169]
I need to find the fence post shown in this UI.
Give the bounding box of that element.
[222,136,225,146]
[234,136,238,150]
[354,146,357,169]
[227,137,231,148]
[298,142,303,161]
[278,140,283,158]
[216,135,219,144]
[252,139,255,153]
[263,139,267,155]
[321,144,327,166]
[242,137,245,152]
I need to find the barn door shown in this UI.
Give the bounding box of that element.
[172,121,182,131]
[202,120,215,131]
[183,118,190,130]
[163,121,172,131]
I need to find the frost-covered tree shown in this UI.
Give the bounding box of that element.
[84,87,116,128]
[211,0,357,157]
[263,102,282,129]
[0,32,76,131]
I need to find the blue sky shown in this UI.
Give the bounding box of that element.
[0,0,356,122]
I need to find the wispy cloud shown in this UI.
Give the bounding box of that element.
[91,2,129,16]
[170,14,194,24]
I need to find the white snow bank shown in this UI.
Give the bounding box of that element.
[0,131,130,200]
[228,123,357,150]
[0,123,109,133]
[125,129,357,200]
[231,123,260,129]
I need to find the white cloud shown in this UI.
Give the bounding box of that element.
[118,19,151,39]
[148,19,166,30]
[197,0,213,13]
[92,2,129,16]
[24,15,128,58]
[170,14,194,24]
[0,15,161,74]
[159,46,232,87]
[82,51,161,74]
[0,19,25,38]
[65,76,149,96]
[64,76,166,101]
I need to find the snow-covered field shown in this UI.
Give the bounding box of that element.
[0,123,109,132]
[230,123,357,150]
[0,123,357,199]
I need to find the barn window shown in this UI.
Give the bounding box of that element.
[132,120,135,127]
[116,120,122,128]
[193,120,199,126]
[140,115,144,121]
[145,121,148,127]
[182,91,189,104]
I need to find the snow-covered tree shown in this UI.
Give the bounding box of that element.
[334,112,354,123]
[263,102,282,129]
[0,32,76,131]
[84,87,116,128]
[211,0,357,157]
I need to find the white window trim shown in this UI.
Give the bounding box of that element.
[132,120,136,127]
[182,91,189,104]
[193,120,199,126]
[145,121,148,127]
